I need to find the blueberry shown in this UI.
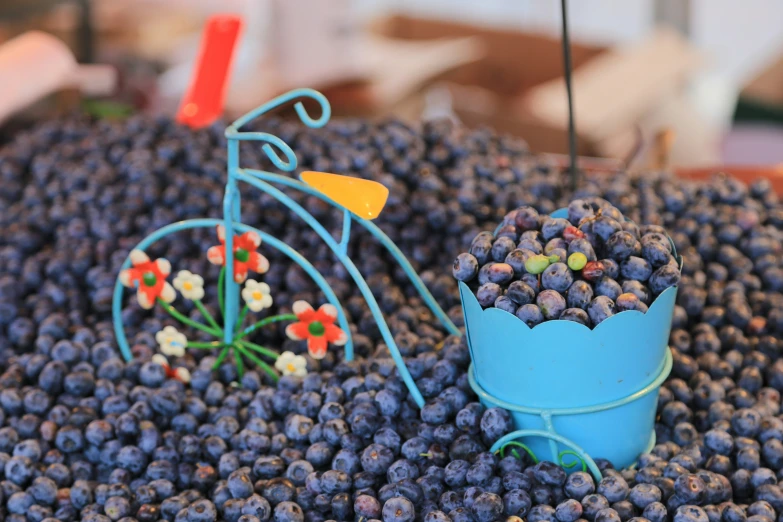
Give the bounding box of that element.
[5,456,33,486]
[537,290,566,320]
[242,494,271,521]
[382,497,415,522]
[622,280,651,304]
[273,502,304,522]
[453,253,479,282]
[591,216,623,242]
[515,207,540,231]
[616,293,645,312]
[673,474,705,504]
[629,483,662,509]
[188,499,218,522]
[606,231,639,260]
[506,249,536,277]
[597,474,629,503]
[501,283,534,308]
[28,476,57,505]
[642,502,667,522]
[620,256,653,281]
[476,283,503,307]
[595,277,623,301]
[104,496,131,520]
[542,263,574,293]
[491,237,517,262]
[673,505,708,522]
[587,296,616,326]
[650,264,681,294]
[542,218,570,241]
[566,280,594,310]
[568,199,594,224]
[555,499,583,522]
[494,295,518,315]
[568,238,597,262]
[583,494,611,521]
[472,492,503,522]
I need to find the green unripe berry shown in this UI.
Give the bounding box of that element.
[525,254,551,275]
[568,252,588,271]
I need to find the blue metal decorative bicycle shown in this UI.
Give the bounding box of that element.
[112,88,460,408]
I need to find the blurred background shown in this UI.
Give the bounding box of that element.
[2,0,783,169]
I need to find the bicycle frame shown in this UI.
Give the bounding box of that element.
[112,88,460,407]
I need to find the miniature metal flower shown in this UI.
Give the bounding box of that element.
[242,280,273,312]
[207,225,270,283]
[152,354,191,383]
[119,250,176,309]
[155,326,188,357]
[285,301,347,359]
[274,351,308,377]
[172,270,205,301]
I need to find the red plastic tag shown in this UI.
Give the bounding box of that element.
[176,15,243,128]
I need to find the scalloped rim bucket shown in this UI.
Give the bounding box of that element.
[460,208,681,409]
[469,348,672,470]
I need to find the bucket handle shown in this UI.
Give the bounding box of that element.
[490,429,603,482]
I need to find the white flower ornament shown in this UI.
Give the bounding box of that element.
[242,280,273,312]
[155,326,188,357]
[275,351,308,377]
[173,270,205,301]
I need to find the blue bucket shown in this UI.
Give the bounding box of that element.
[459,281,677,408]
[470,348,671,471]
[459,208,680,469]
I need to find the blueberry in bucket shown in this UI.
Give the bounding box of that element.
[454,201,681,328]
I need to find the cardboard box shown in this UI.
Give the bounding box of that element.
[734,53,783,125]
[368,15,606,155]
[335,15,713,164]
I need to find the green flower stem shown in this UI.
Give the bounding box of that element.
[157,299,220,336]
[236,339,279,360]
[235,347,245,378]
[212,346,230,370]
[236,314,298,340]
[217,267,226,318]
[194,300,222,333]
[187,341,227,349]
[234,305,249,336]
[235,345,278,382]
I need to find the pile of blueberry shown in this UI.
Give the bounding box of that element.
[453,201,682,328]
[1,110,783,522]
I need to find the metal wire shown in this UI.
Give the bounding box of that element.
[561,0,578,191]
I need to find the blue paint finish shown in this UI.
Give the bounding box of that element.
[229,88,331,133]
[340,208,351,255]
[476,348,671,471]
[461,281,677,408]
[112,219,352,363]
[223,139,239,344]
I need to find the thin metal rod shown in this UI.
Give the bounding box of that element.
[560,0,578,191]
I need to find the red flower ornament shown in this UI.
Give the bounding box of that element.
[119,250,176,309]
[285,301,347,359]
[207,225,270,283]
[152,354,191,383]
